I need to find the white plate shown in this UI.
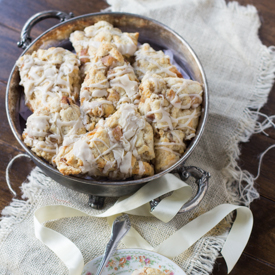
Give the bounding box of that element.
[82,248,186,275]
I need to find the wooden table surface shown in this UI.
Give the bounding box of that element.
[0,0,274,274]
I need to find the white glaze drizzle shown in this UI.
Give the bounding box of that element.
[155,146,182,156]
[80,57,139,127]
[146,107,173,130]
[70,21,138,59]
[24,100,85,160]
[81,99,113,115]
[72,104,149,178]
[107,63,135,79]
[166,79,203,109]
[175,108,200,131]
[110,74,138,100]
[134,44,177,79]
[138,161,145,176]
[17,48,80,108]
[26,116,50,137]
[154,142,185,146]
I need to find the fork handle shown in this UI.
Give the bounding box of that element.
[95,216,131,275]
[95,236,118,275]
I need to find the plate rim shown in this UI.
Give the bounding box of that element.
[83,248,186,274]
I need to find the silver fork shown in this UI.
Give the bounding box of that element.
[95,214,131,275]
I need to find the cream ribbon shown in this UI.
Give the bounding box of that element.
[34,174,253,274]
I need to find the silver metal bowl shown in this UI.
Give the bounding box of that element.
[6,11,209,211]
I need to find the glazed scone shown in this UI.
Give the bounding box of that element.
[165,77,203,109]
[17,47,81,112]
[133,43,183,80]
[132,267,166,275]
[154,129,186,172]
[171,107,201,140]
[70,20,139,74]
[54,104,154,179]
[139,74,202,137]
[80,43,140,131]
[138,74,202,172]
[22,96,86,164]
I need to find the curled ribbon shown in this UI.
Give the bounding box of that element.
[34,173,253,274]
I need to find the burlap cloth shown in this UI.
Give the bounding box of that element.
[1,0,275,274]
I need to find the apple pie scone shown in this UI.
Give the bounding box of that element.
[22,96,86,164]
[54,104,155,179]
[70,21,139,74]
[133,43,183,80]
[154,129,186,172]
[80,43,140,131]
[138,74,202,172]
[16,47,81,112]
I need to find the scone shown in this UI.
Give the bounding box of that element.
[138,74,202,172]
[54,104,155,179]
[139,74,202,136]
[132,267,166,275]
[80,43,140,131]
[22,96,86,164]
[70,20,139,74]
[133,43,183,80]
[154,129,186,172]
[17,47,80,112]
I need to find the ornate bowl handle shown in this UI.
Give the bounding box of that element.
[17,10,74,49]
[150,166,210,214]
[6,154,32,196]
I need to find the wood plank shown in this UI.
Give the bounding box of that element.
[255,88,275,140]
[212,196,275,274]
[0,0,109,82]
[244,196,275,265]
[213,253,275,274]
[213,195,275,274]
[214,3,275,274]
[0,0,108,37]
[239,133,275,201]
[0,82,24,149]
[0,26,22,82]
